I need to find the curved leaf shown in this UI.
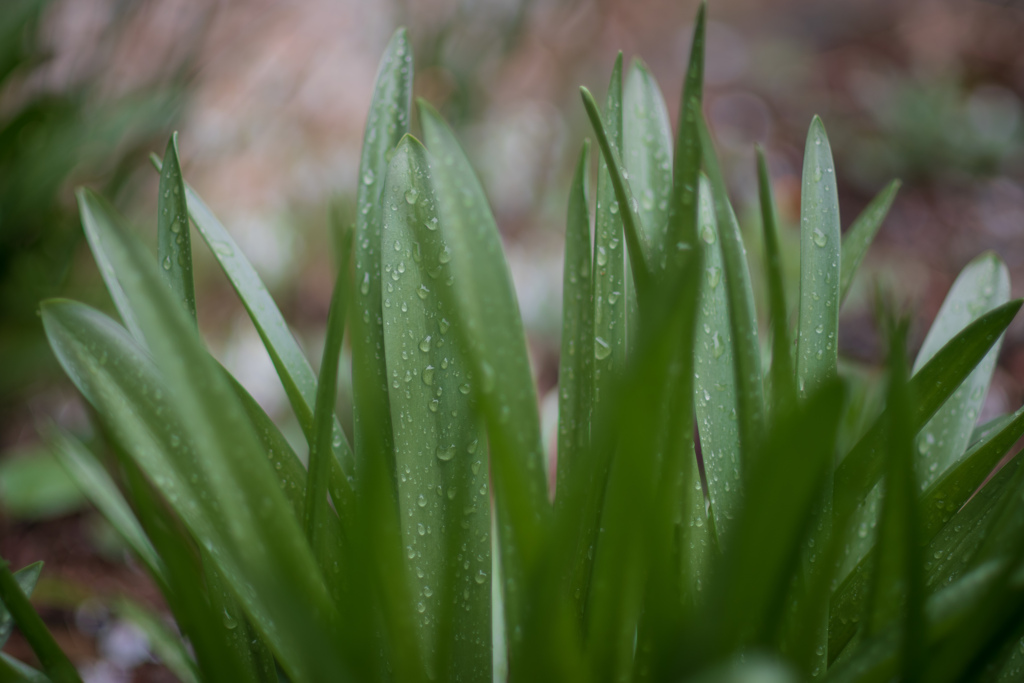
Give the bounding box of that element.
[156,132,196,323]
[557,140,594,493]
[417,100,549,658]
[694,175,741,542]
[839,180,900,308]
[352,27,414,479]
[381,136,491,681]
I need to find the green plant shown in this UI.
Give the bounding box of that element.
[3,3,1024,681]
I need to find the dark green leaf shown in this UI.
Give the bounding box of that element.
[156,132,196,323]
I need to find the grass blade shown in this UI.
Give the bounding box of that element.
[46,427,164,580]
[624,59,673,260]
[352,27,413,481]
[557,140,593,495]
[832,299,1022,526]
[756,146,797,413]
[862,328,925,682]
[783,116,841,678]
[912,252,1009,489]
[114,598,199,683]
[417,100,549,661]
[580,85,654,300]
[698,112,765,461]
[57,190,352,682]
[0,562,42,649]
[0,652,50,682]
[693,175,742,542]
[796,116,840,397]
[381,135,491,681]
[586,256,704,682]
[148,155,356,514]
[591,56,630,421]
[304,225,352,564]
[839,180,900,308]
[699,379,845,661]
[667,0,706,256]
[830,406,1024,659]
[0,559,81,683]
[156,132,196,323]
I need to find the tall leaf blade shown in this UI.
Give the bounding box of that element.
[756,146,796,413]
[0,561,42,649]
[667,0,706,255]
[58,191,352,683]
[149,156,356,512]
[580,87,654,298]
[592,54,629,399]
[156,132,196,323]
[0,560,81,683]
[829,405,1024,659]
[417,100,549,660]
[700,380,845,660]
[47,428,164,580]
[381,136,491,681]
[557,140,594,493]
[862,330,925,682]
[912,252,1010,489]
[693,175,742,542]
[623,59,673,259]
[304,229,352,574]
[698,114,765,461]
[839,180,901,308]
[796,116,840,397]
[352,28,413,480]
[832,299,1021,527]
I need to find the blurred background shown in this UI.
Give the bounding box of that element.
[1,0,1023,679]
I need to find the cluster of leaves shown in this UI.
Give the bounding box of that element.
[3,3,1024,682]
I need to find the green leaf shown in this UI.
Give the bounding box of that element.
[0,559,81,683]
[796,116,840,397]
[829,405,1024,661]
[590,55,630,423]
[0,562,42,649]
[585,253,704,682]
[623,59,673,257]
[46,427,164,580]
[114,598,199,683]
[701,379,844,660]
[351,27,413,481]
[832,299,1022,527]
[839,180,900,308]
[54,190,353,683]
[557,140,594,496]
[912,252,1010,489]
[697,113,765,461]
[304,224,352,564]
[862,329,925,682]
[667,0,706,255]
[580,85,655,300]
[417,100,549,661]
[756,146,796,414]
[834,253,1012,616]
[923,455,1021,596]
[0,652,50,683]
[156,132,196,323]
[147,156,356,517]
[693,174,742,543]
[380,135,491,681]
[781,116,841,679]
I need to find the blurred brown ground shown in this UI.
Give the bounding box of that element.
[3,0,1024,679]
